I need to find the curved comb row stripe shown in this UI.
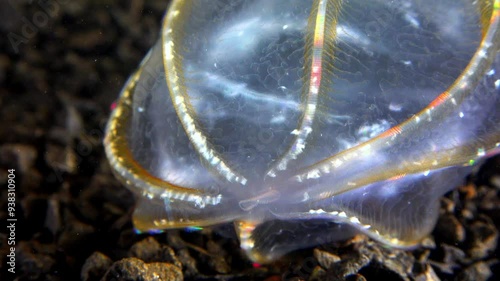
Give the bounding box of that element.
[268,0,343,177]
[294,1,500,198]
[162,0,247,186]
[104,68,221,207]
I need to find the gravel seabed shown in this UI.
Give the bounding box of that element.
[1,1,499,280]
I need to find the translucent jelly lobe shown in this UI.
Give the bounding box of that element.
[104,0,500,262]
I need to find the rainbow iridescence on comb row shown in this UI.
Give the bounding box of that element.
[105,0,500,262]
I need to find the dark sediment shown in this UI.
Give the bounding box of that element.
[1,1,499,280]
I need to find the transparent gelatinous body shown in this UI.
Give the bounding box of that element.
[105,0,500,262]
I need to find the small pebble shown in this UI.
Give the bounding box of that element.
[102,257,182,281]
[81,251,113,281]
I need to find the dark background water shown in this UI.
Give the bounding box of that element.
[0,0,499,280]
